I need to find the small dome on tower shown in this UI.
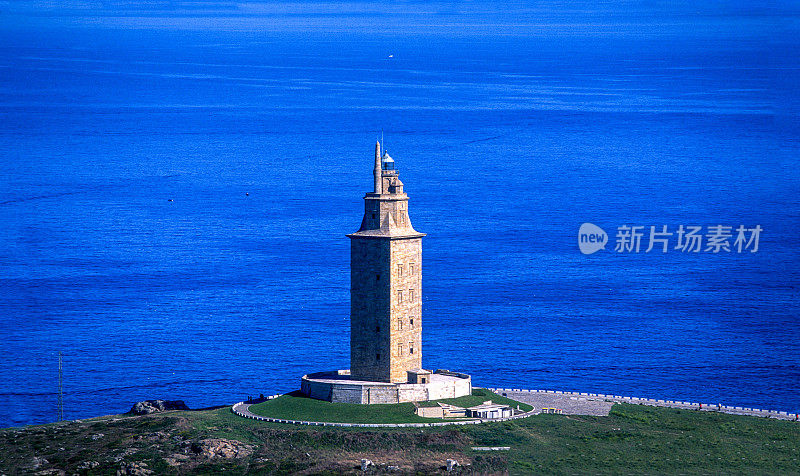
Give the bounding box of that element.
[381,151,395,170]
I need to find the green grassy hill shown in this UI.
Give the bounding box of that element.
[1,402,798,474]
[247,388,533,423]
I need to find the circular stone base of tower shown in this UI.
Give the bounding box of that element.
[300,369,472,404]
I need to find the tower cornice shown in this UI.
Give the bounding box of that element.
[346,231,426,240]
[363,194,409,201]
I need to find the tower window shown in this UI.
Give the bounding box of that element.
[410,263,415,274]
[398,264,403,277]
[376,353,380,361]
[376,274,380,281]
[397,290,403,303]
[376,325,380,333]
[398,318,404,330]
[410,318,414,328]
[409,344,414,354]
[409,289,415,302]
[371,214,376,219]
[397,343,403,356]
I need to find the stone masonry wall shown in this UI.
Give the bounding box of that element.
[365,386,400,404]
[389,237,422,382]
[350,235,422,384]
[397,385,429,402]
[350,238,391,382]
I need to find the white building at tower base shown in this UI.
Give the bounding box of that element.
[301,369,471,405]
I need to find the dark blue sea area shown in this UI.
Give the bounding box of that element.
[1,2,798,427]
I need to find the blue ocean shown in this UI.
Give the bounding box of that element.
[1,2,798,427]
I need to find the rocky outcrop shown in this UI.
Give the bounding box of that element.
[33,470,64,476]
[77,461,100,470]
[163,453,191,467]
[25,456,48,470]
[191,438,254,459]
[129,400,190,415]
[117,461,153,475]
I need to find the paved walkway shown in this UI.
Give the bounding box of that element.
[488,388,800,421]
[497,390,613,416]
[231,390,799,426]
[231,398,538,428]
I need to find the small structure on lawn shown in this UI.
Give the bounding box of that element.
[465,402,514,419]
[414,400,518,419]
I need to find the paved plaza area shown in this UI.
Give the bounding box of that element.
[489,388,799,421]
[497,390,614,416]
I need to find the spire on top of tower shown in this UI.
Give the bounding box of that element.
[373,141,382,194]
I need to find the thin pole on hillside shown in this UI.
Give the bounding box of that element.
[58,351,63,422]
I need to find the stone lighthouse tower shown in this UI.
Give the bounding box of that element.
[347,142,425,383]
[299,142,470,403]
